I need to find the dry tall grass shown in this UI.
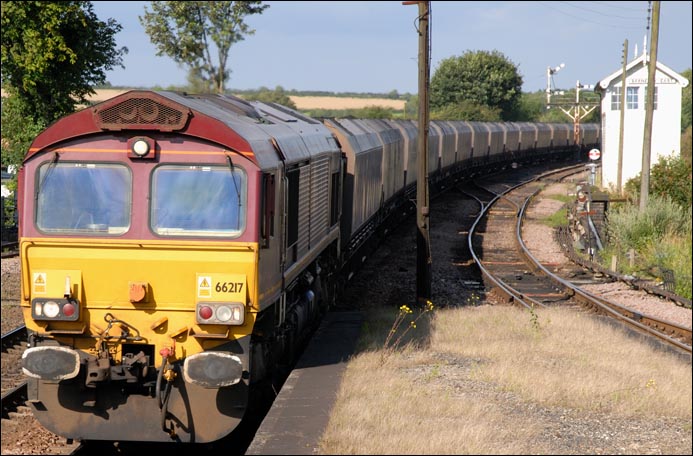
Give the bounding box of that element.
[319,305,692,454]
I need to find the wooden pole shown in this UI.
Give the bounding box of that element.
[617,39,628,195]
[640,1,660,212]
[404,0,432,304]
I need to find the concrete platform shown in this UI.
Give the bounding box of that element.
[245,311,363,455]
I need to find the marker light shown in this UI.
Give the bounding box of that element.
[62,302,76,317]
[199,305,214,320]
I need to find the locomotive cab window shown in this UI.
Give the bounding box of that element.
[35,162,131,235]
[151,165,247,237]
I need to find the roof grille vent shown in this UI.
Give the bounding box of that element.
[94,96,190,131]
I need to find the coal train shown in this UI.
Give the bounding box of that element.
[17,90,600,443]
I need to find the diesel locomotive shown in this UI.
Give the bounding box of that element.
[17,90,599,443]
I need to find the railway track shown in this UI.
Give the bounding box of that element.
[1,240,19,258]
[1,326,28,420]
[463,165,590,309]
[467,165,692,355]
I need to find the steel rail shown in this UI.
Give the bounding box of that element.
[517,187,692,354]
[466,163,587,310]
[1,325,27,353]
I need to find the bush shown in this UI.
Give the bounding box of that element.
[601,196,692,298]
[606,196,689,249]
[624,153,692,209]
[681,125,692,165]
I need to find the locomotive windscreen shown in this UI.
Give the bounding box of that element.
[151,165,247,237]
[36,162,131,235]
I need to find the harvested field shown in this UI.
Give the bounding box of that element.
[288,96,405,110]
[86,89,406,110]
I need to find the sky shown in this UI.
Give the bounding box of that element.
[92,1,692,95]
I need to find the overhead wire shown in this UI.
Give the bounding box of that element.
[537,1,645,30]
[560,1,646,20]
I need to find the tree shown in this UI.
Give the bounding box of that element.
[515,91,546,122]
[681,125,692,165]
[243,86,297,109]
[430,50,523,121]
[1,1,127,124]
[1,1,126,190]
[404,94,418,120]
[0,96,44,193]
[354,106,395,119]
[140,1,269,94]
[432,101,501,121]
[681,68,691,132]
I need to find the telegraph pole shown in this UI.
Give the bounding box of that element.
[640,0,659,212]
[404,0,431,305]
[616,39,628,195]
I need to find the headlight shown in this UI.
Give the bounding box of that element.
[42,301,60,318]
[132,139,150,156]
